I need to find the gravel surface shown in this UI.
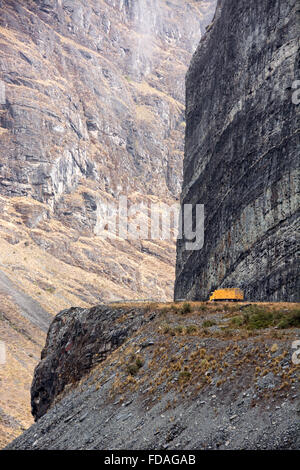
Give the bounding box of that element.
[6,364,299,450]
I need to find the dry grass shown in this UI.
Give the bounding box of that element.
[135,105,156,123]
[83,302,300,410]
[0,293,45,448]
[0,194,176,316]
[132,80,184,111]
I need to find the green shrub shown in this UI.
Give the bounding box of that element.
[277,309,300,329]
[186,324,198,334]
[174,325,184,335]
[198,305,207,313]
[135,355,145,368]
[126,363,139,376]
[161,323,171,334]
[181,302,192,314]
[126,354,144,375]
[202,319,217,328]
[229,305,300,330]
[230,315,246,327]
[248,311,274,329]
[178,370,192,382]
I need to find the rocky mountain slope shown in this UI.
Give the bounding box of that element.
[6,301,300,449]
[175,0,300,302]
[0,0,216,307]
[0,0,216,447]
[0,286,46,448]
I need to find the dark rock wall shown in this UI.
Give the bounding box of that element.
[31,304,156,420]
[175,0,300,301]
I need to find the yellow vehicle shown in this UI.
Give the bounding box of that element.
[209,288,244,302]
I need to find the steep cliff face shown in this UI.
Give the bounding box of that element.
[30,303,155,421]
[0,0,216,310]
[0,0,215,204]
[0,0,217,448]
[175,0,300,302]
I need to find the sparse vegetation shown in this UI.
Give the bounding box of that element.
[174,325,184,335]
[45,287,56,294]
[197,304,207,313]
[126,354,145,376]
[81,300,300,443]
[276,309,300,329]
[186,324,197,334]
[178,369,192,383]
[202,319,217,328]
[230,305,300,330]
[181,302,192,314]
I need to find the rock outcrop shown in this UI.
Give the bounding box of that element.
[31,303,156,420]
[175,0,300,302]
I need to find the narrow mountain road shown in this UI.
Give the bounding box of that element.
[0,270,52,332]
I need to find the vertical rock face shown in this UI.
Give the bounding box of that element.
[0,0,216,305]
[0,0,216,204]
[175,0,300,301]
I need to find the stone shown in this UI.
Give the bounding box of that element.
[30,304,157,421]
[175,0,299,302]
[0,0,216,306]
